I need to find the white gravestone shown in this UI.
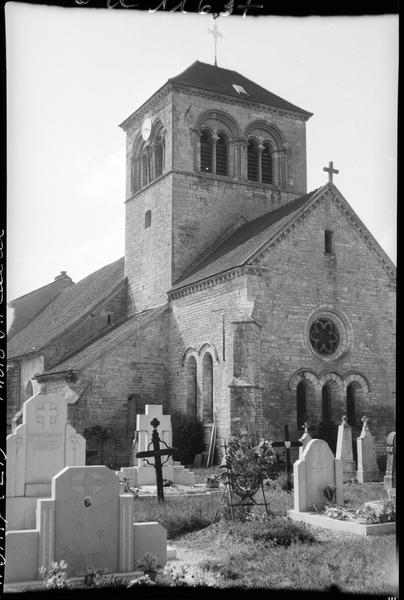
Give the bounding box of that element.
[5,465,168,584]
[356,417,380,482]
[6,392,86,499]
[120,404,194,487]
[291,438,343,513]
[335,415,356,481]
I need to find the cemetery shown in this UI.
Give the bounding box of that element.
[4,392,397,594]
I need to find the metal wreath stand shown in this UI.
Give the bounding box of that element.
[212,440,270,523]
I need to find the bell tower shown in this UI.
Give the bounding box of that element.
[120,61,312,313]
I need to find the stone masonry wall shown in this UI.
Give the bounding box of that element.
[44,308,169,467]
[125,174,173,313]
[172,173,298,285]
[169,274,257,458]
[251,193,395,455]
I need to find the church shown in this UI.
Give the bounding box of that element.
[7,59,396,466]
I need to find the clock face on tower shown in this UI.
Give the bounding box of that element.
[141,117,152,141]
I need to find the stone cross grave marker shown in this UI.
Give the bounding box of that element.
[298,422,312,457]
[356,416,380,483]
[292,438,343,512]
[336,415,356,481]
[132,405,172,467]
[136,418,175,503]
[383,431,396,493]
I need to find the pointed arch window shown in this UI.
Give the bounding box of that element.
[247,139,259,181]
[216,133,228,176]
[200,130,213,173]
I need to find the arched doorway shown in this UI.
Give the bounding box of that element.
[202,353,213,422]
[186,356,198,418]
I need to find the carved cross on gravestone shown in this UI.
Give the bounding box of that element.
[136,418,175,503]
[36,401,58,431]
[272,424,302,491]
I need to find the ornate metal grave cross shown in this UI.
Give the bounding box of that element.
[208,14,223,67]
[272,424,302,491]
[136,417,175,503]
[323,160,339,183]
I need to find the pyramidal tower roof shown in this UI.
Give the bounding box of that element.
[168,60,312,118]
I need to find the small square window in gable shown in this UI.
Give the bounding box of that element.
[232,83,248,95]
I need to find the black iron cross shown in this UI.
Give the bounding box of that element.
[323,161,339,183]
[136,418,175,503]
[272,424,302,491]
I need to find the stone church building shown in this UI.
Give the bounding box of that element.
[7,61,396,466]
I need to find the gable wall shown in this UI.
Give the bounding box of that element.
[252,194,395,454]
[168,193,395,460]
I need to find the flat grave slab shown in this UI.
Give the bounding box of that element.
[288,510,396,536]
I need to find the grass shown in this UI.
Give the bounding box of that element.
[193,522,397,593]
[132,471,396,594]
[133,493,219,538]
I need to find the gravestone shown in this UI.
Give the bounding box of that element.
[298,422,312,458]
[383,431,396,493]
[6,391,86,531]
[120,405,194,487]
[335,415,356,481]
[356,417,380,483]
[291,438,343,513]
[6,391,86,499]
[5,465,167,583]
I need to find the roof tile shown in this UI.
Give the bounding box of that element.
[169,61,312,117]
[8,257,125,359]
[171,189,321,290]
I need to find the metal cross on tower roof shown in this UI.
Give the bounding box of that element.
[323,161,339,183]
[208,15,223,67]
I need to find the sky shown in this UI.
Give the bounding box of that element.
[5,4,398,319]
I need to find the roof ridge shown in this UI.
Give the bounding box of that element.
[170,189,323,293]
[40,305,168,375]
[8,275,74,306]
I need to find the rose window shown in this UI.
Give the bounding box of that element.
[309,318,340,356]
